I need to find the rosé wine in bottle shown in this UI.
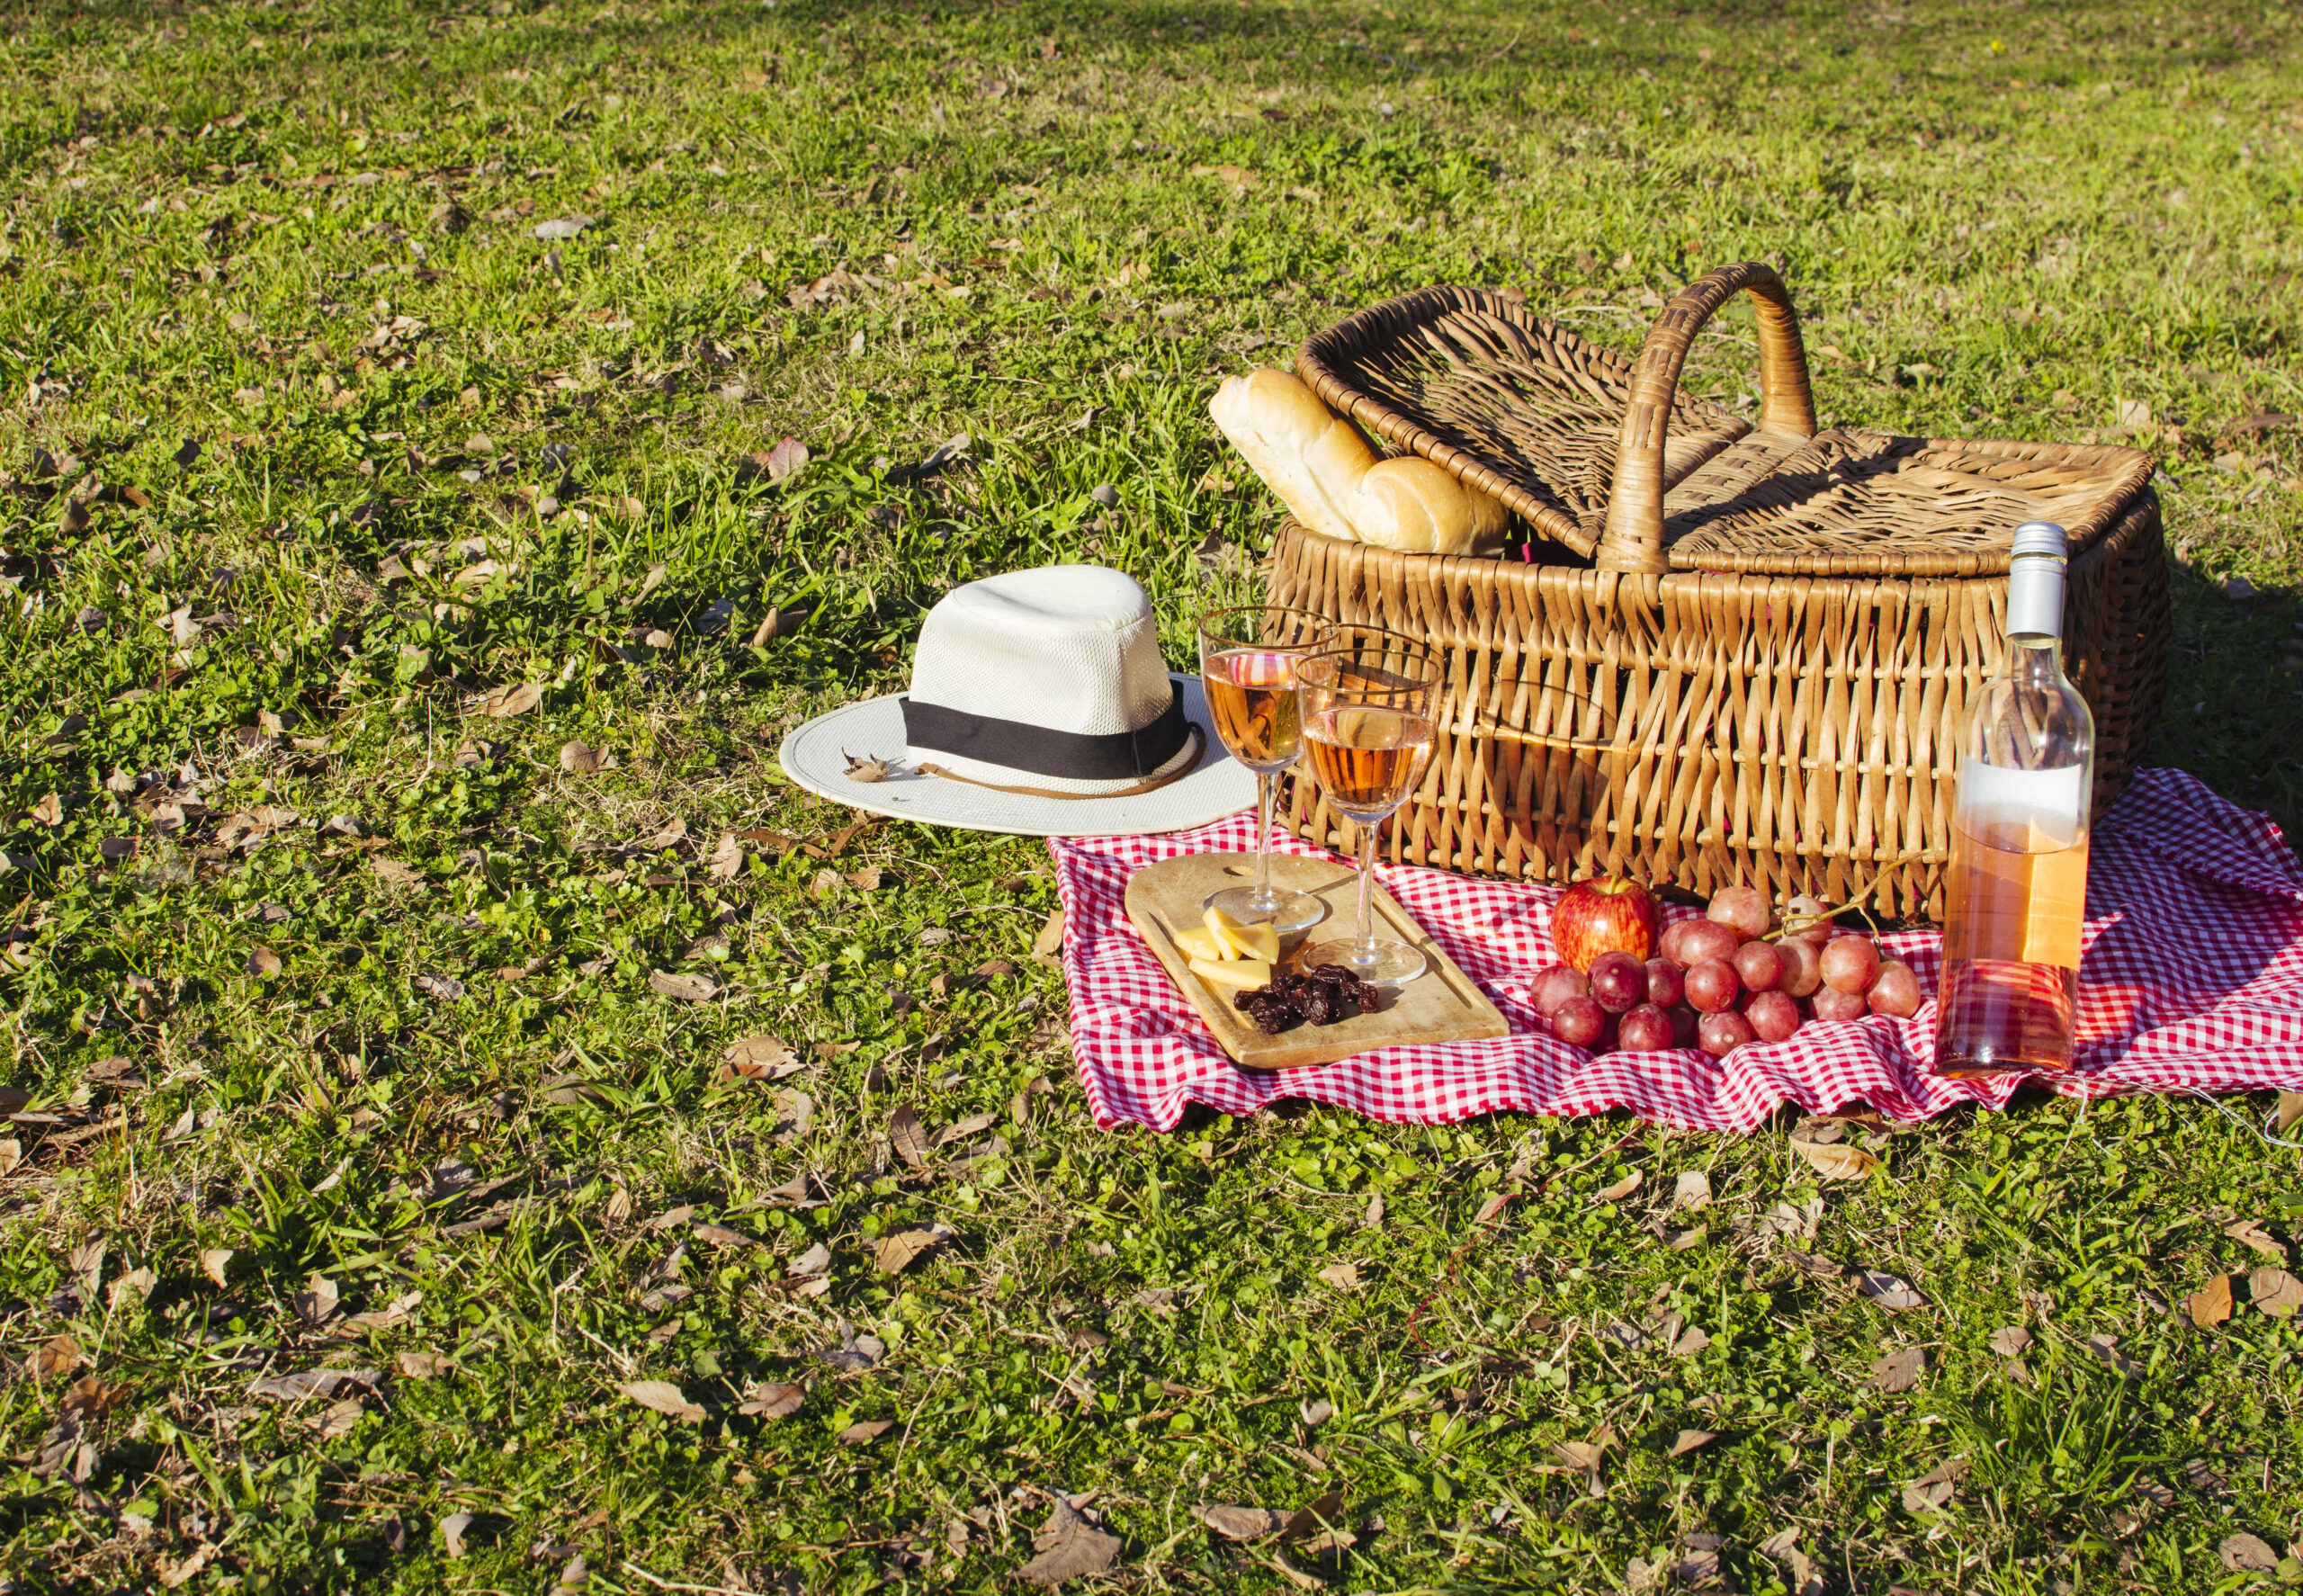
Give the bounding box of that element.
[1933,523,2095,1079]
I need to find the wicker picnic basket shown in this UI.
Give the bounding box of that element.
[1268,262,2170,919]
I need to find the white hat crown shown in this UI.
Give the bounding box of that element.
[901,565,1196,796]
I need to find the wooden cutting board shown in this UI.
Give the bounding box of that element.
[1123,851,1510,1070]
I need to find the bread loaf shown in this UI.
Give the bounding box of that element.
[1209,368,1510,556]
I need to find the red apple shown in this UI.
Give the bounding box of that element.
[1589,950,1646,1014]
[1618,1003,1675,1052]
[1551,876,1660,972]
[1551,995,1606,1048]
[1532,964,1587,1018]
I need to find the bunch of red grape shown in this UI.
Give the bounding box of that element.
[1534,886,1921,1059]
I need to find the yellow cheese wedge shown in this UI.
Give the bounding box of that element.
[1204,905,1258,959]
[1173,926,1231,964]
[1230,920,1280,963]
[1187,955,1275,991]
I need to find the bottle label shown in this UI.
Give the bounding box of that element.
[1953,758,2085,850]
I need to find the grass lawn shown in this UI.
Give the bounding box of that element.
[6,0,2303,1590]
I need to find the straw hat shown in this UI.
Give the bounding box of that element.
[777,565,1255,836]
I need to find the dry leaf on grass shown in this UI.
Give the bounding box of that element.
[442,1511,473,1559]
[159,1547,213,1588]
[2274,1090,2303,1135]
[619,1379,705,1422]
[649,970,719,1001]
[31,1334,81,1380]
[2188,1275,2235,1327]
[721,1034,801,1081]
[1315,1261,1361,1292]
[371,857,425,886]
[250,1367,379,1402]
[1667,1429,1716,1457]
[413,973,464,1001]
[1594,1168,1643,1203]
[1856,1269,1925,1312]
[1987,1324,2031,1355]
[2219,1532,2279,1573]
[737,1382,804,1418]
[474,681,543,718]
[247,946,282,978]
[1018,1495,1122,1587]
[1871,1348,1924,1392]
[395,1350,449,1378]
[838,1418,893,1445]
[2227,1218,2288,1260]
[1673,1170,1711,1208]
[1903,1477,1955,1513]
[200,1247,233,1287]
[1033,909,1065,963]
[1196,1503,1287,1540]
[787,1242,830,1278]
[691,1223,758,1249]
[889,1103,929,1168]
[705,831,745,883]
[292,1274,339,1326]
[875,1225,948,1273]
[559,740,615,774]
[2249,1266,2303,1318]
[1789,1136,1879,1180]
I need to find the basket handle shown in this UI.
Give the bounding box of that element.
[1596,261,1819,574]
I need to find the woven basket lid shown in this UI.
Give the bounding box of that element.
[1298,271,2155,578]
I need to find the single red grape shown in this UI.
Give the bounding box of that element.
[1552,995,1606,1048]
[1743,989,1800,1042]
[1683,957,1741,1014]
[1820,935,1881,994]
[1707,884,1771,941]
[1676,919,1742,966]
[1732,939,1783,992]
[1532,964,1588,1018]
[1644,958,1685,1008]
[1658,918,1693,965]
[1669,1002,1701,1048]
[1868,959,1923,1018]
[1810,984,1868,1022]
[1785,894,1837,945]
[1775,936,1824,999]
[1588,949,1646,1015]
[1698,1009,1756,1059]
[1618,1003,1675,1052]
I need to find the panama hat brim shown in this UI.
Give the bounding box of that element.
[777,674,1259,837]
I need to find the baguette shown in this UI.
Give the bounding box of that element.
[1209,367,1510,555]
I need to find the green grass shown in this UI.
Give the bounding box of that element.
[3,0,2303,1591]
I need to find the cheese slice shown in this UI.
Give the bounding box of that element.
[1229,920,1280,963]
[1173,926,1232,964]
[1187,955,1275,992]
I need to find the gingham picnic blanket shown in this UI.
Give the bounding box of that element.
[1048,768,2303,1133]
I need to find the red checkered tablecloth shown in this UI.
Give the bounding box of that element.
[1047,768,2303,1133]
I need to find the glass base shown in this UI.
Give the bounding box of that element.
[1301,937,1426,989]
[1203,884,1327,936]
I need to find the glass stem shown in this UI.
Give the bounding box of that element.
[1354,814,1380,960]
[1250,769,1277,911]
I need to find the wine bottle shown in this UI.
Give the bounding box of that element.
[1932,522,2096,1078]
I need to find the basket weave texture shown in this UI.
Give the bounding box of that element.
[1270,263,2171,918]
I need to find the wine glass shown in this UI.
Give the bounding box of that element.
[1196,605,1334,935]
[1295,627,1440,987]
